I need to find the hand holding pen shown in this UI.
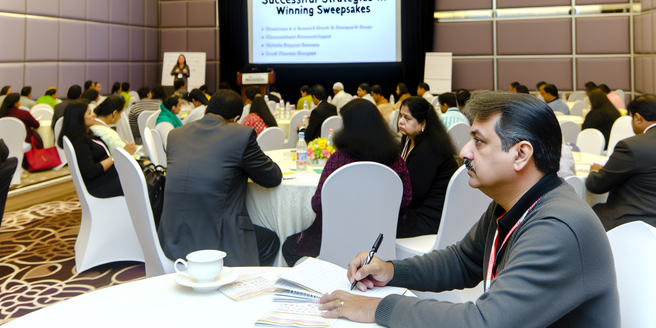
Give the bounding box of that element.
[349,233,390,291]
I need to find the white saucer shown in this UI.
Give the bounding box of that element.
[175,267,239,293]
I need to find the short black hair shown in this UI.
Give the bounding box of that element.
[418,82,430,91]
[245,86,261,100]
[310,84,327,101]
[84,80,94,90]
[456,89,470,107]
[199,84,208,92]
[94,95,124,116]
[516,85,529,94]
[111,82,121,94]
[174,79,185,90]
[206,89,244,119]
[219,81,231,90]
[438,92,457,108]
[510,82,521,89]
[584,81,597,92]
[67,85,82,99]
[137,86,150,99]
[543,84,558,97]
[151,85,165,99]
[21,86,32,97]
[81,89,99,102]
[45,88,57,96]
[0,86,9,95]
[300,85,310,94]
[188,89,209,106]
[397,82,410,96]
[358,83,371,93]
[464,90,561,175]
[628,94,656,122]
[371,85,383,96]
[597,84,611,94]
[536,81,547,89]
[121,82,130,92]
[162,95,180,110]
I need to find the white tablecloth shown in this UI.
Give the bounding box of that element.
[246,149,324,266]
[573,152,609,206]
[277,119,290,138]
[36,120,53,148]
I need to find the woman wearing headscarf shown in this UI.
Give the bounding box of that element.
[155,95,182,149]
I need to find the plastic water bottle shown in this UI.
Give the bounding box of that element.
[279,99,285,111]
[390,94,395,106]
[327,129,334,148]
[264,95,269,102]
[296,132,307,172]
[303,100,309,110]
[328,95,332,103]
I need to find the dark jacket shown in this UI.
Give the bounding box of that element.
[581,110,619,150]
[70,136,123,198]
[304,101,337,143]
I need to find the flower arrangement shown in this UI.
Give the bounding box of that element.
[307,137,336,164]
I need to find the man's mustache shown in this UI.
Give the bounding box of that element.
[464,158,476,174]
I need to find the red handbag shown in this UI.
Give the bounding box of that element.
[24,136,62,172]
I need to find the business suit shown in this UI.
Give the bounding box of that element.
[304,100,337,143]
[158,114,282,266]
[586,126,656,230]
[0,139,18,223]
[52,99,72,131]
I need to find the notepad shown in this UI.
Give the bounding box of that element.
[255,303,336,328]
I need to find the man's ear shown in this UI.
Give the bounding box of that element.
[513,141,534,172]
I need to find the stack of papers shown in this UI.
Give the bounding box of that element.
[255,303,336,327]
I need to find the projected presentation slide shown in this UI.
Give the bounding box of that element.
[249,0,401,64]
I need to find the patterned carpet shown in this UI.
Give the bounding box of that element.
[0,198,146,324]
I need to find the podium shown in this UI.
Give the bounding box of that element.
[236,70,275,101]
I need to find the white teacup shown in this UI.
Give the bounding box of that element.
[174,250,226,284]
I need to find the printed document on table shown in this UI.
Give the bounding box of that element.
[255,303,336,328]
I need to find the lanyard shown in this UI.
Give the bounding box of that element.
[484,197,542,292]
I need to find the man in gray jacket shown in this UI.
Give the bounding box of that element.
[319,91,620,327]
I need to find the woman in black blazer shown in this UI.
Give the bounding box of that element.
[582,89,621,150]
[397,96,458,238]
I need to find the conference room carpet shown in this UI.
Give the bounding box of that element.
[0,198,146,324]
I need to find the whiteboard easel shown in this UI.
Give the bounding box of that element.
[424,53,452,94]
[161,52,207,91]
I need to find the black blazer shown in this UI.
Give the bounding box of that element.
[304,101,337,143]
[70,136,123,198]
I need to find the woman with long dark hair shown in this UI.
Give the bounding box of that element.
[89,95,138,155]
[58,100,123,198]
[282,99,412,266]
[241,97,277,136]
[0,93,43,148]
[171,54,190,90]
[392,82,411,110]
[582,89,622,150]
[398,96,458,238]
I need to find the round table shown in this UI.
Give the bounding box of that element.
[36,120,53,148]
[572,151,609,206]
[277,119,290,138]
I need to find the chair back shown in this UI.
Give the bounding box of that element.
[143,127,162,166]
[430,97,440,109]
[30,103,53,113]
[319,162,402,268]
[113,147,174,277]
[137,110,157,154]
[53,117,67,165]
[63,136,95,225]
[576,128,605,155]
[559,120,581,144]
[388,109,400,133]
[256,127,286,151]
[128,90,140,102]
[146,111,159,130]
[18,106,30,112]
[0,117,26,185]
[607,221,656,328]
[564,176,584,197]
[31,108,53,121]
[116,113,135,144]
[127,96,138,111]
[612,89,625,105]
[447,122,471,153]
[267,101,277,115]
[569,100,586,116]
[320,116,343,139]
[284,110,310,148]
[607,116,635,157]
[150,129,167,167]
[567,91,586,102]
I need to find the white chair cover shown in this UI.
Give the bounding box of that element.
[567,91,586,102]
[150,129,167,167]
[146,111,159,130]
[62,136,144,273]
[284,110,310,148]
[606,116,635,157]
[128,90,140,102]
[559,120,581,145]
[29,103,54,113]
[569,100,586,116]
[607,222,656,328]
[256,127,286,151]
[320,116,343,139]
[137,110,158,155]
[53,117,67,166]
[612,89,625,105]
[118,111,135,144]
[31,108,54,121]
[319,162,403,268]
[0,117,27,185]
[431,97,440,109]
[143,127,162,166]
[447,122,470,153]
[576,128,605,155]
[113,147,174,277]
[564,176,584,198]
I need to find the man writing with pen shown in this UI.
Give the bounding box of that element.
[318,91,620,327]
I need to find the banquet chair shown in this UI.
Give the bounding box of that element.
[396,166,491,302]
[143,127,163,166]
[320,116,343,138]
[113,147,175,278]
[31,108,54,121]
[18,106,30,112]
[388,109,400,133]
[567,91,586,102]
[576,128,605,155]
[431,97,440,109]
[119,111,136,144]
[447,122,470,153]
[137,110,158,155]
[126,96,138,111]
[257,127,286,151]
[53,117,67,166]
[569,100,586,116]
[606,221,656,328]
[564,176,584,198]
[150,129,167,166]
[29,103,53,114]
[559,120,580,145]
[319,162,402,268]
[128,90,140,102]
[62,136,144,273]
[0,117,26,185]
[612,89,625,105]
[145,110,159,130]
[606,116,634,157]
[284,110,310,148]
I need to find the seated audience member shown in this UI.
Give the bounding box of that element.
[94,82,102,94]
[371,85,393,122]
[0,93,43,148]
[598,84,626,110]
[268,85,281,103]
[173,79,188,98]
[20,87,37,109]
[0,87,8,107]
[218,82,231,91]
[516,85,530,94]
[540,84,569,115]
[183,89,210,124]
[298,84,337,143]
[297,85,313,110]
[129,85,165,144]
[58,100,123,198]
[357,83,376,105]
[392,82,411,111]
[398,96,458,237]
[582,89,621,150]
[587,94,656,230]
[110,82,122,98]
[53,85,82,130]
[0,86,11,96]
[438,92,469,130]
[84,80,94,91]
[80,89,99,104]
[417,82,434,103]
[330,82,352,114]
[509,81,520,92]
[536,81,547,101]
[240,86,261,124]
[90,96,138,156]
[120,82,131,108]
[583,81,597,109]
[1,139,18,223]
[36,88,58,108]
[318,91,619,328]
[455,89,471,111]
[156,96,183,149]
[201,84,212,99]
[242,97,277,136]
[158,89,281,266]
[282,99,412,266]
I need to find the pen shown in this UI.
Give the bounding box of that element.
[350,233,384,290]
